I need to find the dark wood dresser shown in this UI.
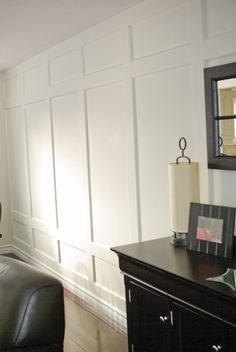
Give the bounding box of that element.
[111,237,236,352]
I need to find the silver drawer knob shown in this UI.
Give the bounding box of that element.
[159,316,168,323]
[212,345,222,351]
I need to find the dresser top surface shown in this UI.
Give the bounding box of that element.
[111,237,236,299]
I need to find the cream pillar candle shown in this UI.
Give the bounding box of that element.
[168,161,200,234]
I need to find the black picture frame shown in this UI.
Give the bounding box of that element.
[187,202,235,258]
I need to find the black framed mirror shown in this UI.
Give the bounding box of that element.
[204,62,236,170]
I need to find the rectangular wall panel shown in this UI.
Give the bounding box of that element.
[83,31,123,74]
[49,50,81,85]
[0,80,3,106]
[13,220,32,246]
[59,242,89,279]
[6,107,30,215]
[33,229,58,261]
[204,0,236,38]
[86,81,136,247]
[25,100,57,226]
[132,2,190,59]
[51,92,91,248]
[23,64,47,95]
[134,65,194,238]
[94,257,125,298]
[4,74,22,105]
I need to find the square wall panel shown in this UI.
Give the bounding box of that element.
[33,229,58,261]
[94,257,125,298]
[24,64,47,95]
[83,31,123,74]
[59,242,89,279]
[49,50,81,85]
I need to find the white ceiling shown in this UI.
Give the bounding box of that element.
[0,0,143,72]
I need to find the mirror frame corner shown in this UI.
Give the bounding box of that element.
[204,61,236,171]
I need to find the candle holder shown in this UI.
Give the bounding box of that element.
[168,137,200,246]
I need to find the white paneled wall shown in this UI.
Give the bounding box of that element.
[2,0,236,330]
[0,76,12,247]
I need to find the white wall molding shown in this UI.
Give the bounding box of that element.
[3,0,236,331]
[0,244,12,254]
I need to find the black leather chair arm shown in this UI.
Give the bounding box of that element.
[0,256,65,351]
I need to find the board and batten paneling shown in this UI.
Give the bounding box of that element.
[3,0,236,331]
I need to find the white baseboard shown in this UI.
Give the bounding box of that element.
[1,245,127,335]
[0,244,13,254]
[63,280,127,334]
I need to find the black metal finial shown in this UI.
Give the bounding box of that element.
[176,137,191,164]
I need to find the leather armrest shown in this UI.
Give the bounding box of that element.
[0,256,65,351]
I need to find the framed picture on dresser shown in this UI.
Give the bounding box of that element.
[187,202,235,258]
